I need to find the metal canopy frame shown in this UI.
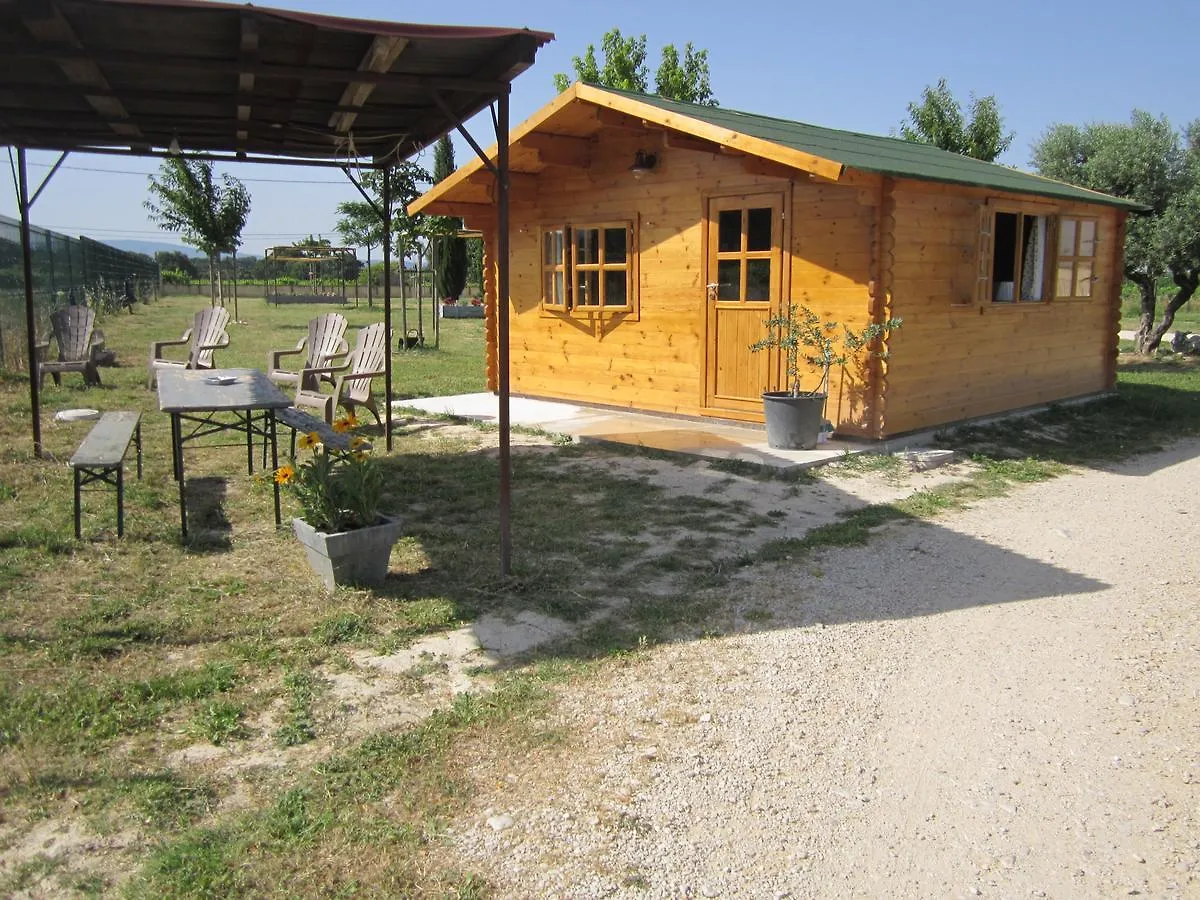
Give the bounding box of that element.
[3,0,552,575]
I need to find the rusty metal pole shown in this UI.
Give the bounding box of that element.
[382,168,393,452]
[17,148,43,458]
[497,91,512,576]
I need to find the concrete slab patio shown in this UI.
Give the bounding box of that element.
[393,392,867,470]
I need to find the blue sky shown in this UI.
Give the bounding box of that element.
[3,0,1194,257]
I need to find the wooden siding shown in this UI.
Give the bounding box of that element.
[457,128,1125,440]
[882,178,1121,436]
[788,177,879,435]
[498,129,878,426]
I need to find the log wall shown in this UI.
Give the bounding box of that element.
[500,130,878,426]
[882,179,1122,436]
[454,131,1125,440]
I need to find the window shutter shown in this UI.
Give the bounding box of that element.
[564,226,572,310]
[976,205,994,305]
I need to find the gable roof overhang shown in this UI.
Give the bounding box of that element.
[410,82,845,215]
[411,82,1145,215]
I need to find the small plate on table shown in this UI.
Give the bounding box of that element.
[204,375,239,386]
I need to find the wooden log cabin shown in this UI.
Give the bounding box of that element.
[409,83,1143,439]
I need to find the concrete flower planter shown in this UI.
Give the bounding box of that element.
[292,514,403,591]
[439,304,484,319]
[761,391,827,450]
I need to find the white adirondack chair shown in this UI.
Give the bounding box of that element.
[38,305,103,388]
[147,306,230,388]
[293,322,387,424]
[266,312,349,392]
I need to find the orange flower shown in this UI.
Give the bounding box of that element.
[274,464,295,485]
[350,436,371,452]
[332,418,351,434]
[298,431,321,450]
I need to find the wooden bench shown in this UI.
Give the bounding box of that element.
[275,406,354,456]
[69,411,142,539]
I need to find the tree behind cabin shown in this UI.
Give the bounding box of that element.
[900,79,1013,162]
[553,28,718,105]
[431,135,467,301]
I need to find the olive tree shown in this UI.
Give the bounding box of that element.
[1032,112,1200,353]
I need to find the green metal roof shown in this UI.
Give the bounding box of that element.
[595,86,1144,211]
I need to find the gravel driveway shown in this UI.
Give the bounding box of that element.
[447,441,1200,898]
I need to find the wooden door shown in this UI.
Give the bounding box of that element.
[704,192,784,415]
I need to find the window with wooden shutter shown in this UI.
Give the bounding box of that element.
[975,204,994,305]
[540,228,567,310]
[977,205,1052,303]
[1055,217,1098,298]
[539,220,638,320]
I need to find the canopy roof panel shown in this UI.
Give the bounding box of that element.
[0,0,553,166]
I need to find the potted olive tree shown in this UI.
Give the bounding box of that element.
[750,303,902,450]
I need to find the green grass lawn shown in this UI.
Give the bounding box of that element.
[2,293,1199,895]
[1118,285,1200,333]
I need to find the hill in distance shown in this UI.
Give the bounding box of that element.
[106,239,205,258]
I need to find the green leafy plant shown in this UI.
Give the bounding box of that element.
[750,302,903,397]
[275,414,383,532]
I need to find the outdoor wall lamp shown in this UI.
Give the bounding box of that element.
[630,149,657,179]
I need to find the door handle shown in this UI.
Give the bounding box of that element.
[706,283,720,301]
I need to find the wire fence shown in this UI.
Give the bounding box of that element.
[0,214,159,371]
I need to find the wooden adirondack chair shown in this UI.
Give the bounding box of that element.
[293,322,387,424]
[147,306,231,388]
[267,313,349,392]
[37,306,103,388]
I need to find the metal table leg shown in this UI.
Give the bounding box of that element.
[172,412,187,538]
[270,409,281,527]
[117,464,124,538]
[73,467,82,540]
[245,410,254,475]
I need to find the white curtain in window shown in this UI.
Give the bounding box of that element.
[1021,216,1047,301]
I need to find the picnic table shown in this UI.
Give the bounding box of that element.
[156,368,291,539]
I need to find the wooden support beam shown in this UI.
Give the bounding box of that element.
[413,201,496,222]
[508,172,540,194]
[741,156,805,181]
[2,45,510,93]
[236,13,258,146]
[437,171,538,205]
[20,1,144,141]
[330,35,409,134]
[521,132,591,167]
[577,83,845,182]
[593,107,646,131]
[660,131,722,155]
[0,83,431,118]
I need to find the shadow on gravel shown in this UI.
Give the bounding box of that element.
[731,518,1110,631]
[367,433,1115,668]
